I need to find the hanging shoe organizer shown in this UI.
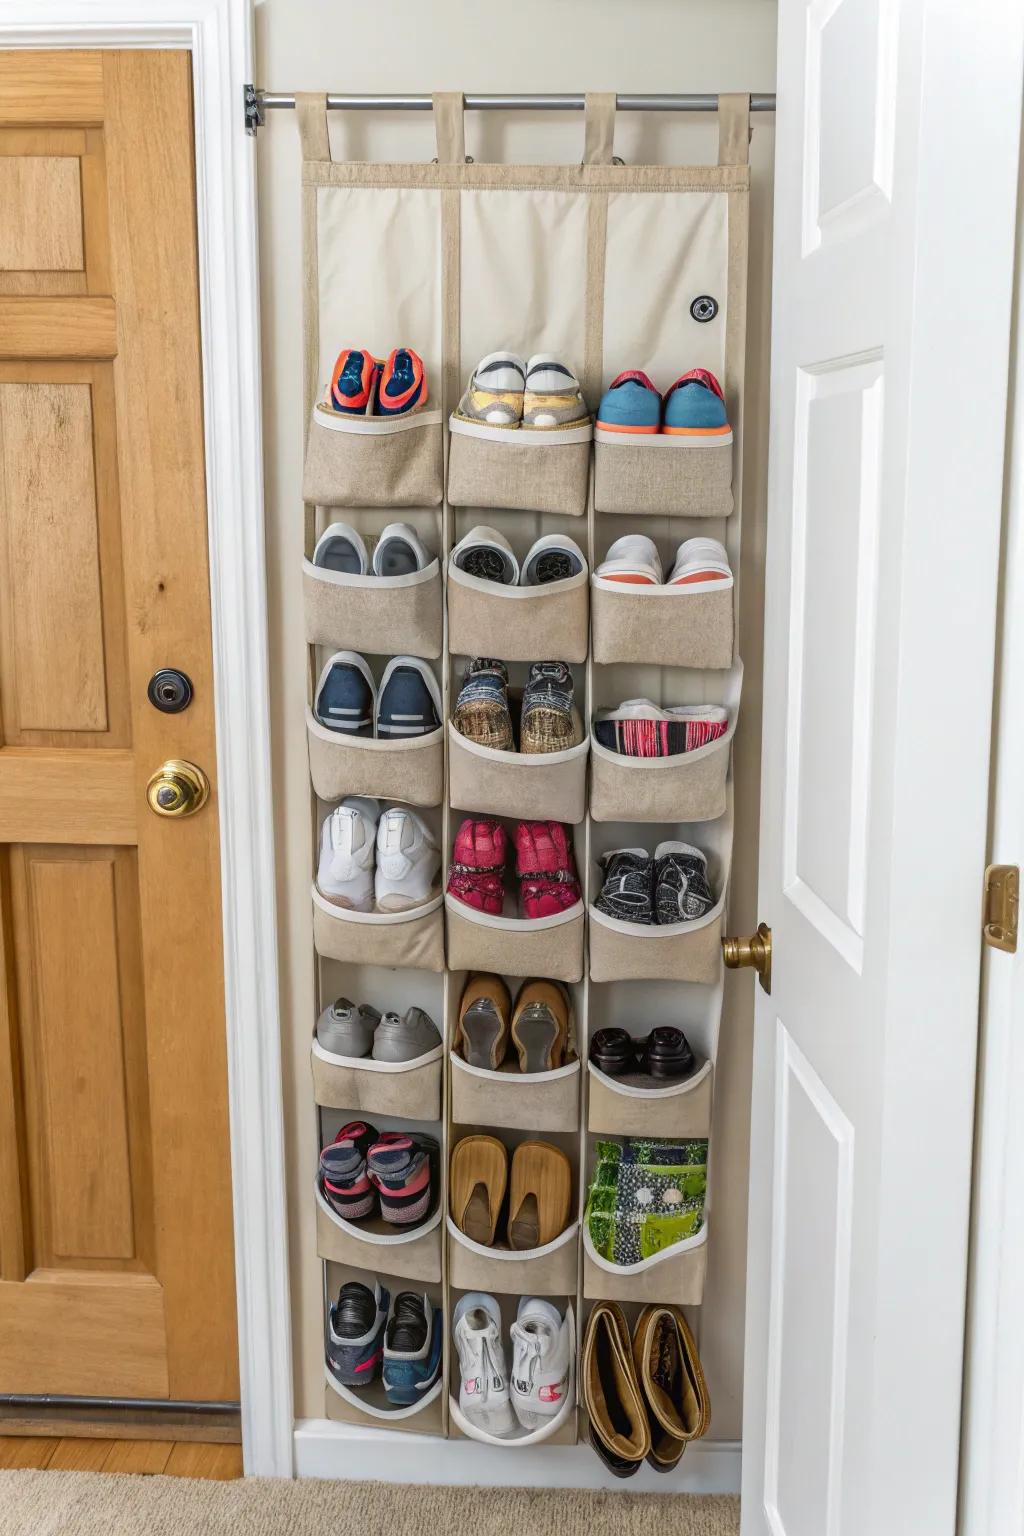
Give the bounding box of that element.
[299,88,749,1455]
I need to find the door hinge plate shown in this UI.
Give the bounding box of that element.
[984,864,1019,952]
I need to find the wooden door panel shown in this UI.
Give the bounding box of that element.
[0,50,237,1403]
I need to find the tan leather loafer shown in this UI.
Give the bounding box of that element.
[633,1304,711,1472]
[449,1134,508,1246]
[510,978,570,1072]
[456,973,512,1070]
[507,1140,572,1250]
[582,1301,650,1477]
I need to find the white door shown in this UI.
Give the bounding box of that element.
[741,3,1024,1534]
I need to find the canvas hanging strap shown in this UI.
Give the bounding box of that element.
[582,94,616,408]
[433,91,466,164]
[434,94,465,430]
[297,93,330,558]
[718,93,751,167]
[296,91,331,163]
[583,91,617,166]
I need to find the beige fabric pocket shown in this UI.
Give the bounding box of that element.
[447,560,589,664]
[590,576,734,668]
[449,1053,580,1133]
[444,896,585,983]
[302,404,443,508]
[311,1034,443,1121]
[303,559,442,660]
[589,729,733,824]
[326,1366,444,1436]
[593,428,733,517]
[313,886,446,973]
[448,724,589,826]
[316,1185,443,1283]
[582,1223,707,1305]
[588,896,725,984]
[306,709,444,806]
[447,418,591,517]
[586,1060,713,1139]
[448,1310,577,1447]
[447,1217,579,1295]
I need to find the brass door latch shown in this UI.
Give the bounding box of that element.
[983,864,1019,953]
[146,760,210,818]
[722,922,772,994]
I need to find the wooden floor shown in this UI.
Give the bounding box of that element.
[0,1436,242,1479]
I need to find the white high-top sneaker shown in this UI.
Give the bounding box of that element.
[374,807,440,912]
[453,1293,518,1438]
[317,798,379,912]
[509,1298,571,1430]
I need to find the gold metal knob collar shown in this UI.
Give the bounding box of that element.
[722,921,772,993]
[146,759,210,818]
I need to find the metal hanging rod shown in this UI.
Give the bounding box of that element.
[244,87,776,135]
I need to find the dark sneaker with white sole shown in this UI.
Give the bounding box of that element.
[594,848,655,925]
[382,1292,443,1406]
[316,998,381,1059]
[327,1279,389,1388]
[654,842,715,924]
[376,657,441,740]
[314,651,375,737]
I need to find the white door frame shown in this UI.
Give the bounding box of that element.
[0,0,293,1476]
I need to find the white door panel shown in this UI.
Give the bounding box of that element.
[743,2,1023,1533]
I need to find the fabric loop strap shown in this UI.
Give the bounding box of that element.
[433,93,466,163]
[584,92,617,165]
[296,92,330,163]
[718,93,750,166]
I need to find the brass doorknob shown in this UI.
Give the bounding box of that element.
[146,759,210,818]
[722,922,772,994]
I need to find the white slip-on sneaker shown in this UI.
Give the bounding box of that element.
[665,536,732,586]
[455,353,527,427]
[520,533,587,587]
[595,534,664,586]
[451,525,519,585]
[522,355,590,431]
[317,797,380,912]
[509,1297,572,1431]
[313,522,369,576]
[374,807,441,912]
[373,522,433,577]
[453,1293,518,1438]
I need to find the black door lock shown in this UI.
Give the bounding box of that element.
[147,668,194,714]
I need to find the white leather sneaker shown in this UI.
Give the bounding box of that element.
[317,798,379,912]
[374,807,440,912]
[595,534,663,586]
[453,1293,518,1438]
[510,1297,571,1430]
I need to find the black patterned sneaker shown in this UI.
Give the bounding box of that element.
[653,842,715,924]
[594,848,655,925]
[520,661,581,753]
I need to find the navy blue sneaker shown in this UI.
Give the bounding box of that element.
[327,1279,389,1388]
[376,657,441,740]
[315,651,375,737]
[382,1292,442,1406]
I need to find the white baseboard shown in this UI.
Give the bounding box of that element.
[294,1419,741,1492]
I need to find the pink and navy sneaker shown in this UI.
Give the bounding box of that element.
[319,1120,378,1221]
[368,1133,437,1227]
[446,817,507,916]
[329,348,380,415]
[514,821,582,918]
[377,347,428,415]
[327,1279,389,1388]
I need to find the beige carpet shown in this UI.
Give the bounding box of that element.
[0,1470,740,1536]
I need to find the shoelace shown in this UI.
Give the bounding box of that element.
[510,1324,543,1388]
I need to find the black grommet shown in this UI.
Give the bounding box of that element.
[690,295,719,323]
[148,668,194,714]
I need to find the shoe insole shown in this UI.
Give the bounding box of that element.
[461,999,505,1070]
[450,1135,507,1246]
[513,1005,560,1073]
[458,547,514,584]
[318,538,363,575]
[527,550,577,585]
[376,539,418,577]
[508,1141,571,1250]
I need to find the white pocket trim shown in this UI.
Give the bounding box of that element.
[312,1037,444,1074]
[582,1218,708,1275]
[324,1363,443,1421]
[449,414,593,446]
[302,556,440,592]
[586,1058,712,1100]
[312,884,443,925]
[446,1214,580,1262]
[448,1307,576,1448]
[446,558,589,600]
[595,424,733,450]
[589,721,735,774]
[449,1051,581,1088]
[587,890,726,939]
[591,572,734,597]
[444,894,585,932]
[306,708,444,755]
[314,402,443,436]
[447,721,590,770]
[315,1182,443,1248]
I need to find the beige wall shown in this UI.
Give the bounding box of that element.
[255,0,777,1436]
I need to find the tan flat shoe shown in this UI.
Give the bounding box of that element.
[449,1134,507,1246]
[582,1301,650,1477]
[507,1139,571,1250]
[510,978,570,1072]
[633,1305,711,1472]
[455,973,512,1070]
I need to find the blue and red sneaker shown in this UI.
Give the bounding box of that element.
[327,1279,389,1388]
[662,368,731,437]
[596,369,661,434]
[329,347,380,415]
[377,347,427,415]
[382,1292,443,1406]
[368,1132,436,1227]
[319,1120,379,1221]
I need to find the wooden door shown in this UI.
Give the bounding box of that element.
[741,2,1021,1533]
[0,50,238,1403]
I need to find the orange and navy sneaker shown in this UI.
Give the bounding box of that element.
[329,347,380,415]
[662,368,731,437]
[377,347,427,415]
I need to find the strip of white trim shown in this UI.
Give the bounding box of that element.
[449,414,593,446]
[587,890,726,939]
[446,1214,580,1263]
[450,1051,580,1087]
[595,424,734,449]
[312,1037,444,1074]
[444,894,585,932]
[313,402,443,435]
[447,721,590,768]
[591,572,734,596]
[589,723,735,772]
[582,1219,708,1274]
[586,1057,713,1101]
[313,883,443,926]
[293,1419,742,1492]
[315,1183,443,1248]
[324,1364,444,1421]
[446,558,589,598]
[303,556,440,592]
[306,706,443,754]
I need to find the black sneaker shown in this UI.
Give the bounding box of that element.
[589,1027,635,1076]
[643,1026,697,1080]
[327,1279,389,1387]
[653,842,715,924]
[594,848,655,925]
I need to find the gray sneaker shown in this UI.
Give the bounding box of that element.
[317,998,381,1058]
[372,1007,442,1064]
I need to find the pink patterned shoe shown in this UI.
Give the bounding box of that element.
[447,817,508,915]
[514,821,581,918]
[447,868,505,915]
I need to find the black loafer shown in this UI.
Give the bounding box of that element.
[645,1026,696,1080]
[589,1027,634,1076]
